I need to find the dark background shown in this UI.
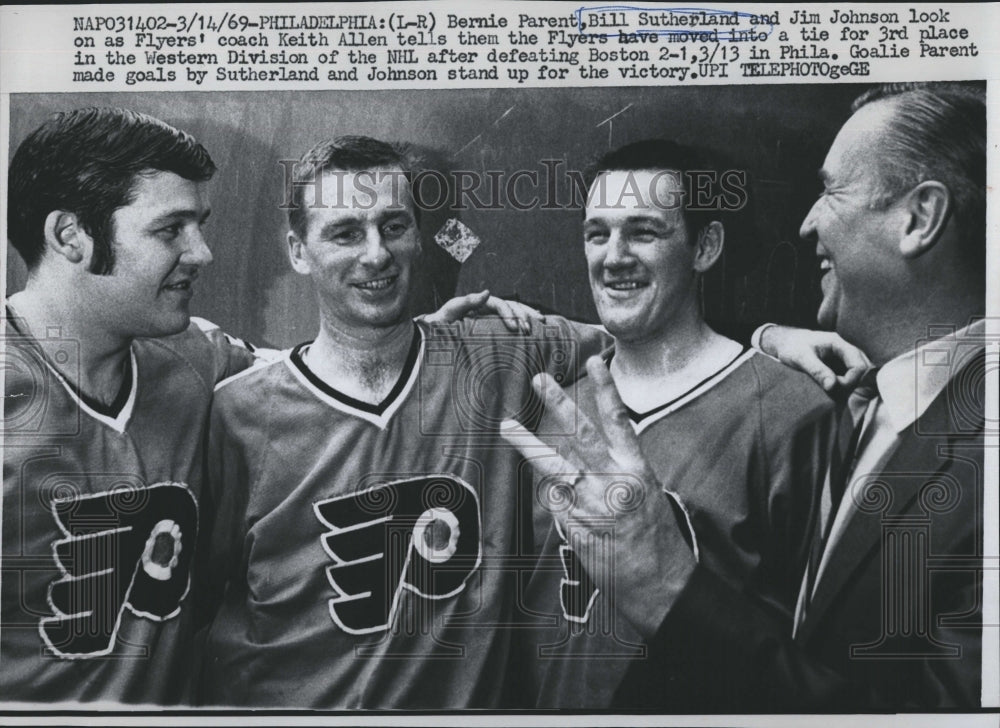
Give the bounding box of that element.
[6,85,865,348]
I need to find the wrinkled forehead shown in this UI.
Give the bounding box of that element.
[585,169,686,220]
[824,100,896,184]
[298,165,414,212]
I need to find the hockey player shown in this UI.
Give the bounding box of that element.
[514,139,836,708]
[199,135,607,708]
[1,108,257,704]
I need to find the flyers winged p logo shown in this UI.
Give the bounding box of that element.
[313,475,482,634]
[555,520,599,623]
[41,482,198,658]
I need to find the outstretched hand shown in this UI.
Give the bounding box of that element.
[759,325,872,393]
[500,356,696,637]
[424,290,544,333]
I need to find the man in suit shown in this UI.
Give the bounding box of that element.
[503,82,988,710]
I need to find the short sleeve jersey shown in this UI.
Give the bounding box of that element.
[1,313,255,705]
[523,348,835,708]
[200,316,604,709]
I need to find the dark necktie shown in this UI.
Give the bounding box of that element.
[826,369,880,521]
[802,369,880,612]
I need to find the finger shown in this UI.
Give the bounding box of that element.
[530,372,607,465]
[835,363,870,390]
[455,289,490,314]
[487,296,521,333]
[518,302,544,319]
[427,290,489,323]
[507,301,544,333]
[499,418,582,481]
[500,418,586,531]
[838,341,871,370]
[798,347,838,392]
[584,357,645,467]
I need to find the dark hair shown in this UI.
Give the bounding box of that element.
[852,82,985,258]
[584,138,743,244]
[7,107,215,273]
[286,135,417,240]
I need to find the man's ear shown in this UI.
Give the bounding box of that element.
[287,230,311,274]
[43,211,89,265]
[899,181,951,259]
[693,221,724,273]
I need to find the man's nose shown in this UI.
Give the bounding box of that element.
[799,200,820,242]
[181,227,213,267]
[604,230,633,268]
[359,226,391,268]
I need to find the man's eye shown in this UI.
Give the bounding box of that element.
[630,229,659,242]
[584,230,608,244]
[329,230,361,244]
[382,222,409,238]
[156,224,183,239]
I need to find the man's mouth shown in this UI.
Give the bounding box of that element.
[603,279,649,292]
[355,274,398,291]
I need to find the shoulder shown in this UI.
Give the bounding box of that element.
[214,351,287,398]
[211,350,290,427]
[739,353,835,447]
[139,318,258,385]
[132,322,217,391]
[745,351,832,413]
[137,318,236,369]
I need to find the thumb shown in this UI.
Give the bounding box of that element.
[435,290,490,321]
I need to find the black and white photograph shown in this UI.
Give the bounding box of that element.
[1,2,997,724]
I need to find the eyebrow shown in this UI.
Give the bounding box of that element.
[316,217,363,239]
[378,209,414,222]
[148,207,211,227]
[584,214,670,225]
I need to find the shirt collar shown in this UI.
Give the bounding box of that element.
[876,318,985,433]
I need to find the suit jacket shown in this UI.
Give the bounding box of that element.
[616,350,986,711]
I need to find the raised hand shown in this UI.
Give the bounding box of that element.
[501,356,696,637]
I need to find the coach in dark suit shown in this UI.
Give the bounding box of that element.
[504,82,987,710]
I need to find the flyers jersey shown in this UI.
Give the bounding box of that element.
[1,313,256,705]
[524,348,835,708]
[201,316,601,708]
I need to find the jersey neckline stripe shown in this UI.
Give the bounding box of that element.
[610,346,755,434]
[285,325,425,428]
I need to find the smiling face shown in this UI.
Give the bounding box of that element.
[86,170,212,339]
[288,167,420,335]
[800,99,906,344]
[584,170,701,345]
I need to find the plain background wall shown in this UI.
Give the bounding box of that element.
[6,85,864,348]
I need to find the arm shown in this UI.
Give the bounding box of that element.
[193,394,251,632]
[754,323,871,394]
